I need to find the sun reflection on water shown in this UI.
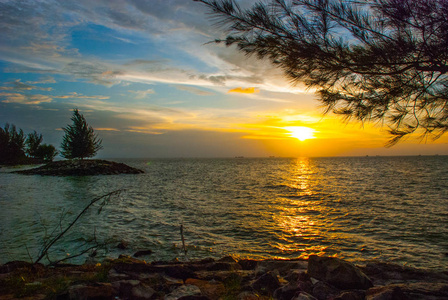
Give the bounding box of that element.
[288,157,315,196]
[271,157,330,258]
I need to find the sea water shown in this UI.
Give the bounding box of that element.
[1,156,447,270]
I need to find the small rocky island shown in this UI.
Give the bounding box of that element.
[15,159,144,176]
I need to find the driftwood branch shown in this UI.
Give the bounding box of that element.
[34,189,124,265]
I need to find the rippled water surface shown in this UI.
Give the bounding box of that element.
[1,156,447,269]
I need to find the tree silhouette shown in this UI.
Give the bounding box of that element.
[26,131,43,158]
[0,123,26,164]
[196,0,448,145]
[61,109,103,159]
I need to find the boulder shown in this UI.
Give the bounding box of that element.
[335,290,366,300]
[116,240,128,250]
[312,281,340,300]
[185,278,225,299]
[273,282,302,300]
[255,259,307,276]
[130,283,156,300]
[206,262,241,271]
[366,286,408,300]
[238,259,258,270]
[292,292,318,300]
[251,272,281,295]
[165,284,202,300]
[66,283,117,300]
[307,256,373,290]
[237,291,261,299]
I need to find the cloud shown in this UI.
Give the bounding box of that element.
[95,127,120,131]
[128,89,156,99]
[0,80,53,91]
[175,85,214,96]
[228,87,260,94]
[0,93,52,104]
[54,92,110,100]
[26,77,56,84]
[21,43,80,58]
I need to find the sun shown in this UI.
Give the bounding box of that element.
[285,126,316,141]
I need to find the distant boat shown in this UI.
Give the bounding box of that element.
[234,156,244,158]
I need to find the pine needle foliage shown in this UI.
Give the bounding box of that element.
[196,0,448,145]
[60,109,102,159]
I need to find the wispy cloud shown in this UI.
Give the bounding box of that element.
[26,77,56,84]
[128,89,156,99]
[0,80,52,91]
[0,93,52,105]
[175,85,214,96]
[95,127,120,131]
[54,92,110,100]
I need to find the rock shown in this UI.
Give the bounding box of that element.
[67,283,117,300]
[362,261,448,285]
[218,255,237,263]
[130,283,156,300]
[15,159,144,176]
[251,272,281,295]
[110,279,156,299]
[312,281,340,300]
[307,255,373,290]
[366,286,408,300]
[163,265,197,282]
[273,282,302,300]
[185,278,225,299]
[0,261,44,274]
[116,240,128,250]
[237,291,261,299]
[133,249,153,257]
[292,292,318,300]
[165,284,202,300]
[206,262,242,271]
[256,259,307,276]
[238,259,258,270]
[335,290,366,300]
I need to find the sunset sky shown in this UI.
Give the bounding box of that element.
[1,0,447,158]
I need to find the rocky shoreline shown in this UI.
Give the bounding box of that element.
[14,159,144,176]
[1,255,447,299]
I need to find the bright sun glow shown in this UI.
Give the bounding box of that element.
[285,126,316,141]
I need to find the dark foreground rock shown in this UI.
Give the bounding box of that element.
[14,159,144,176]
[0,256,447,299]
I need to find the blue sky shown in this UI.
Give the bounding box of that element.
[1,0,447,158]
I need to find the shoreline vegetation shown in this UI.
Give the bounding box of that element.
[13,159,144,176]
[1,255,447,299]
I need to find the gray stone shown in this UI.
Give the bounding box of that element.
[292,292,318,300]
[255,260,307,276]
[312,281,340,300]
[165,284,202,300]
[273,282,302,300]
[335,290,366,300]
[67,283,117,300]
[366,285,408,300]
[131,283,156,300]
[308,255,373,290]
[251,272,281,295]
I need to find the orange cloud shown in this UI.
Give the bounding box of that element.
[228,87,260,94]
